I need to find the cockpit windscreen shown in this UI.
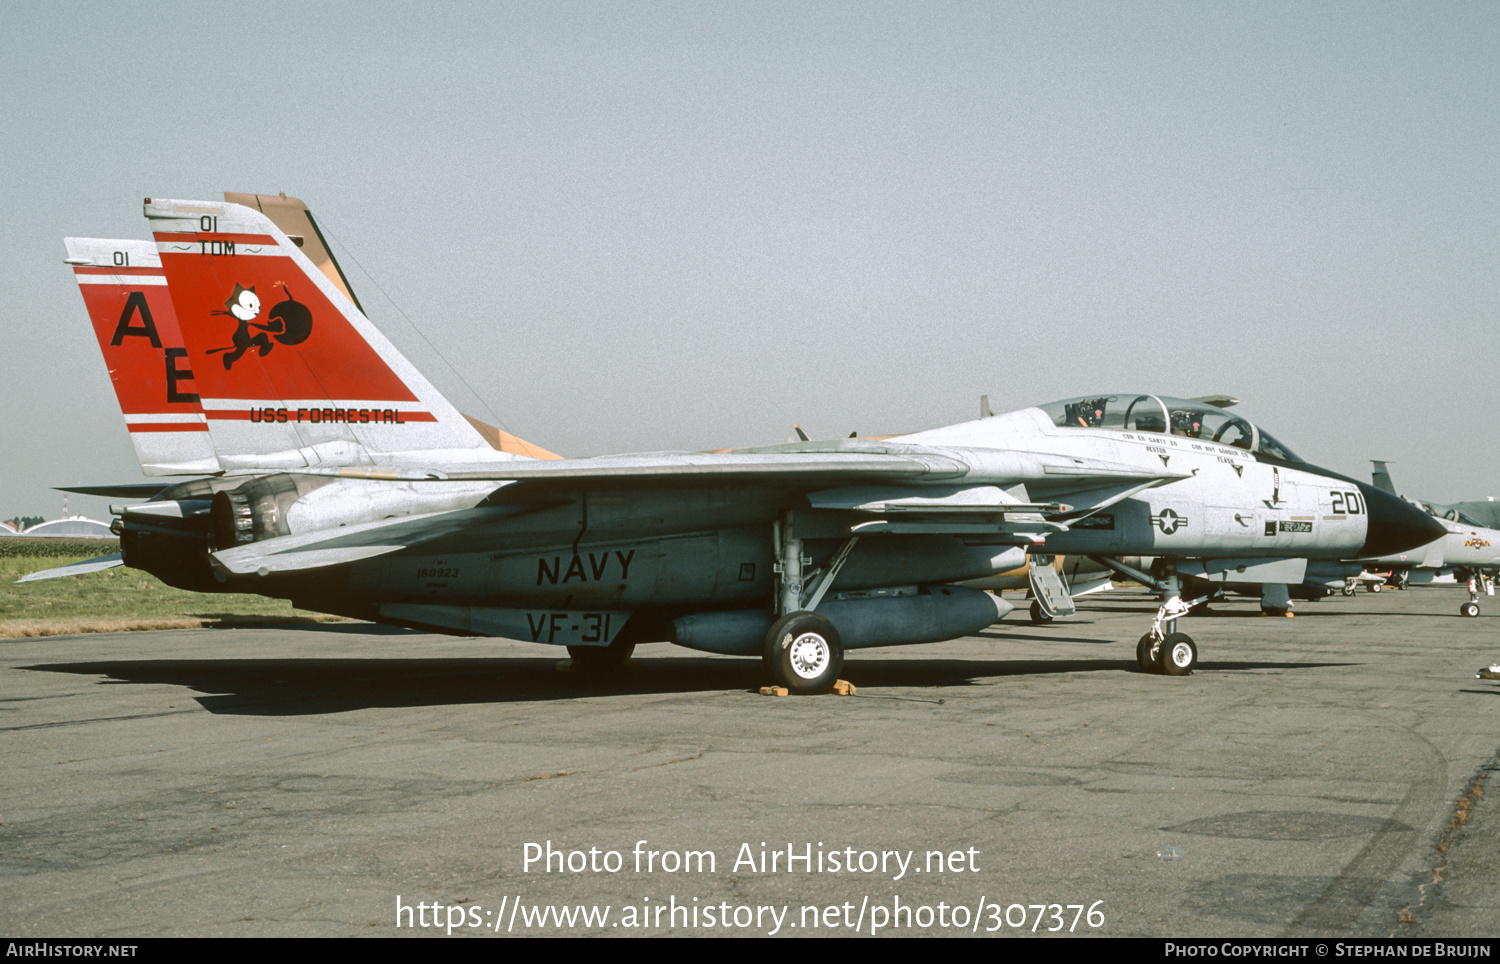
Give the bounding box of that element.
[1037,394,1304,463]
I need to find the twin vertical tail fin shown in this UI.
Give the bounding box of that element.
[142,198,506,471]
[64,238,219,476]
[220,193,561,462]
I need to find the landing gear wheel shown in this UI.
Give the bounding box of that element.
[1136,634,1161,673]
[1159,633,1197,676]
[1341,585,1355,597]
[1029,600,1053,624]
[763,611,844,694]
[567,637,636,670]
[1394,571,1409,590]
[1461,602,1481,618]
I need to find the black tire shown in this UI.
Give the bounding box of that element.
[567,637,636,669]
[1159,633,1197,676]
[763,611,843,694]
[1136,634,1160,673]
[1029,600,1053,624]
[1461,602,1481,618]
[1341,585,1355,597]
[1368,582,1382,593]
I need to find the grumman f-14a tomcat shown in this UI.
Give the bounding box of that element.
[29,198,1443,693]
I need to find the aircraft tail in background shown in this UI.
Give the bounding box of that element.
[1371,460,1397,495]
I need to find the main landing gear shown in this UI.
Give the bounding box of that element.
[763,611,844,694]
[762,512,858,694]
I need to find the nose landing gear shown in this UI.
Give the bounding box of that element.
[1460,574,1492,617]
[1135,630,1199,676]
[1089,556,1206,676]
[1140,589,1201,675]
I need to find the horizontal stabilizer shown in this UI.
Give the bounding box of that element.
[16,553,124,583]
[209,508,478,576]
[209,503,545,576]
[57,483,174,499]
[214,543,405,576]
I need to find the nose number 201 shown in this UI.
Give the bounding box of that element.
[1330,491,1364,515]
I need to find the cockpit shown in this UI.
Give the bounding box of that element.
[1420,502,1483,527]
[1037,394,1304,463]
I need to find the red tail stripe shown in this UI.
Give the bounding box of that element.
[126,423,211,433]
[73,266,165,276]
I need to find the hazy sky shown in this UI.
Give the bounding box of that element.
[2,2,1496,521]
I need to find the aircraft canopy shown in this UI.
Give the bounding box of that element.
[1036,394,1304,463]
[1421,502,1484,527]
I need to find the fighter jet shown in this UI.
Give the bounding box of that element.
[1362,461,1500,616]
[28,199,1444,694]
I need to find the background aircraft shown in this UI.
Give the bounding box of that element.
[1365,461,1500,616]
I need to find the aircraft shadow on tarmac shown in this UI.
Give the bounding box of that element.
[23,654,1356,716]
[975,629,1111,643]
[182,619,424,635]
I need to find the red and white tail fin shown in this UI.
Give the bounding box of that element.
[64,237,219,476]
[220,191,562,462]
[144,198,511,471]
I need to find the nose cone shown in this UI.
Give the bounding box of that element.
[1358,483,1447,558]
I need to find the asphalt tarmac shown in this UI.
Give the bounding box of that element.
[2,586,1497,938]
